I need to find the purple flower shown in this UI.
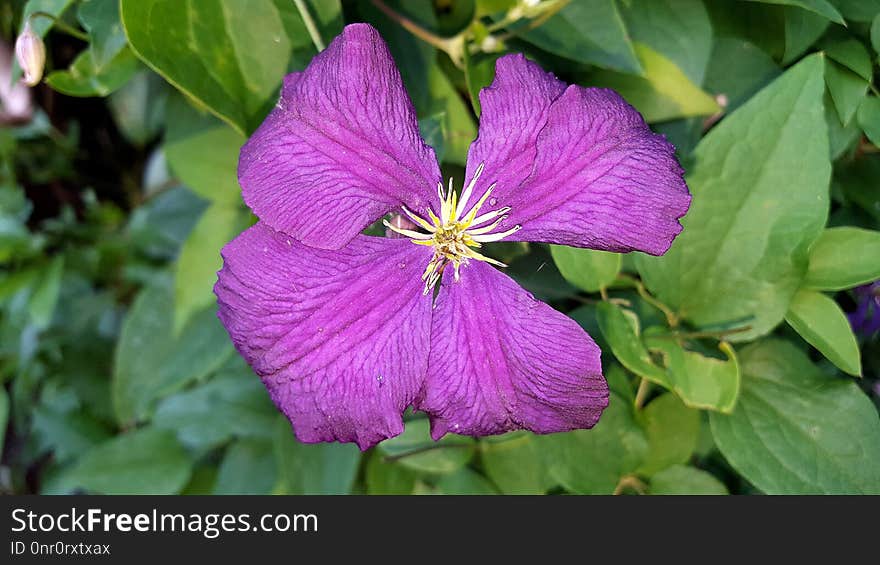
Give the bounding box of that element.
[214,24,690,450]
[848,281,880,338]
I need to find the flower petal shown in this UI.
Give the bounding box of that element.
[504,86,690,255]
[214,222,434,449]
[418,262,609,439]
[238,23,440,250]
[463,53,565,205]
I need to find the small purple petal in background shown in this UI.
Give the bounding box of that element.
[849,281,880,338]
[214,223,434,449]
[417,261,609,440]
[238,24,440,250]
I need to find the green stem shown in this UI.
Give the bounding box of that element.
[29,11,88,41]
[617,273,679,328]
[292,0,325,52]
[370,0,465,66]
[634,378,651,410]
[382,442,470,463]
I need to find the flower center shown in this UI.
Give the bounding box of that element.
[384,163,521,294]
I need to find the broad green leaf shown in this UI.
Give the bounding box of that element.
[464,51,500,116]
[785,289,861,376]
[120,0,295,134]
[805,227,880,290]
[154,368,276,450]
[28,255,63,329]
[377,418,475,475]
[274,417,361,494]
[710,339,880,494]
[32,405,111,463]
[46,46,140,97]
[703,37,781,112]
[108,71,168,146]
[436,468,498,494]
[164,96,246,204]
[550,245,620,292]
[521,0,641,74]
[174,203,249,331]
[637,393,701,476]
[596,301,670,387]
[637,55,830,341]
[824,38,874,81]
[644,338,741,413]
[113,282,234,424]
[543,394,648,494]
[783,8,830,64]
[828,0,880,22]
[620,0,712,85]
[825,91,861,159]
[649,465,728,494]
[873,14,880,57]
[480,432,554,494]
[55,428,192,495]
[857,96,880,146]
[589,44,720,123]
[21,0,75,37]
[214,438,277,494]
[78,0,128,69]
[742,0,844,24]
[824,59,868,126]
[365,452,417,494]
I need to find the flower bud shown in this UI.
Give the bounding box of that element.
[15,21,46,87]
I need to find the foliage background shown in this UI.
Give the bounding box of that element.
[1,0,879,495]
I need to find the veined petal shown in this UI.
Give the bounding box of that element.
[505,86,690,255]
[417,262,609,439]
[463,54,565,210]
[238,23,440,250]
[214,222,434,450]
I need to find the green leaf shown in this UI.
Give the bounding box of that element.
[164,95,247,204]
[710,339,880,494]
[543,393,648,494]
[521,0,642,74]
[703,37,781,112]
[154,368,277,450]
[365,452,417,494]
[649,465,728,494]
[32,405,111,463]
[273,417,360,494]
[643,338,741,413]
[479,432,554,494]
[113,282,234,424]
[425,64,477,165]
[825,91,862,159]
[45,47,140,97]
[824,59,868,126]
[78,0,128,69]
[596,301,670,387]
[108,71,168,146]
[550,245,620,292]
[620,0,713,85]
[857,96,880,146]
[637,54,830,341]
[589,44,720,123]
[828,0,880,22]
[120,0,296,134]
[824,38,874,81]
[783,8,830,65]
[28,255,63,329]
[21,0,75,37]
[175,203,249,331]
[377,418,475,475]
[55,428,192,495]
[872,14,880,57]
[464,51,500,116]
[743,0,845,24]
[785,289,861,376]
[805,227,880,290]
[637,393,701,476]
[214,438,277,494]
[435,468,498,494]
